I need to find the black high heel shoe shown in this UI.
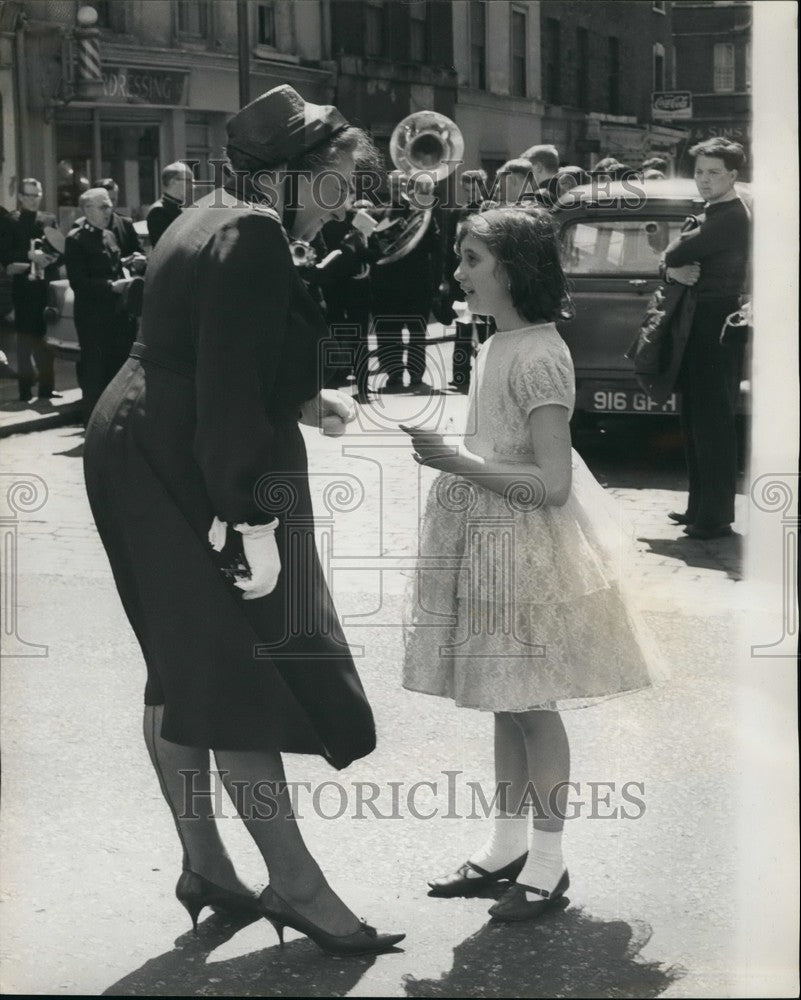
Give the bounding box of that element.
[427,852,527,898]
[175,871,261,934]
[259,886,405,956]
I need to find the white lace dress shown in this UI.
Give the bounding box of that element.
[402,323,667,712]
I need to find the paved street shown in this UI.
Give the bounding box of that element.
[0,338,764,997]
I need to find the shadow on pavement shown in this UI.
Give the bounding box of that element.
[638,534,743,580]
[103,911,379,997]
[403,902,683,998]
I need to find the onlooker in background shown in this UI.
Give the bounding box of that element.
[661,138,751,540]
[520,144,561,206]
[146,162,195,248]
[554,165,591,199]
[370,171,441,390]
[65,188,141,423]
[643,168,666,181]
[494,159,538,206]
[642,156,669,176]
[95,178,145,261]
[0,179,62,401]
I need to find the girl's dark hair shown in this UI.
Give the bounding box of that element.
[456,206,573,323]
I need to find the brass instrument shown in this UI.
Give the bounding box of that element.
[289,239,317,268]
[372,110,464,266]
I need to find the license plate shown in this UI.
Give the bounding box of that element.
[589,388,679,414]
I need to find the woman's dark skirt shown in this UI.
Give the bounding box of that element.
[83,358,376,768]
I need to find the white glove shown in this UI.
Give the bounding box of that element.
[235,529,281,599]
[234,520,281,599]
[208,516,281,600]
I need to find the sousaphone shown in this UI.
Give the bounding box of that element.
[371,110,464,266]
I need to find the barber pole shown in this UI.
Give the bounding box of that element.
[74,5,103,99]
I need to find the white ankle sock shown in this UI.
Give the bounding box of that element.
[467,813,528,876]
[516,828,565,901]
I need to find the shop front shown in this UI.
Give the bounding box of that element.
[30,44,334,227]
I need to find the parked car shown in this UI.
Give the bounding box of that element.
[551,178,750,420]
[46,219,151,356]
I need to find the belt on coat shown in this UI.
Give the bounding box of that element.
[129,341,194,379]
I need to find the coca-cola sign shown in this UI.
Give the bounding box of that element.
[651,91,692,120]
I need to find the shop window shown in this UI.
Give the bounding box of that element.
[55,119,94,224]
[409,1,428,64]
[365,0,385,57]
[101,123,160,218]
[713,43,735,93]
[510,8,527,97]
[469,1,486,90]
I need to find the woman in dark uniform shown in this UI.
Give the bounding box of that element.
[83,86,404,956]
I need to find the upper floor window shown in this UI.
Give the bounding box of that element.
[653,42,665,90]
[176,0,209,40]
[510,8,527,97]
[257,2,276,47]
[409,1,428,63]
[94,0,127,32]
[365,0,385,57]
[744,41,751,90]
[470,1,487,89]
[713,42,735,92]
[576,27,589,109]
[544,17,561,103]
[608,35,620,114]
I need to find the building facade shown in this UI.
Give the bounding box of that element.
[538,0,685,169]
[329,0,457,170]
[450,0,544,178]
[671,0,751,176]
[3,0,336,219]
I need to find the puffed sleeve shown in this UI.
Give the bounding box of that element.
[192,211,292,525]
[509,345,574,418]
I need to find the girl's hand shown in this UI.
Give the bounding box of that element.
[401,425,470,473]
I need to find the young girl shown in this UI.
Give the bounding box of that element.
[402,206,665,923]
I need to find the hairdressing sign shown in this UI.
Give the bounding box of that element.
[101,66,188,106]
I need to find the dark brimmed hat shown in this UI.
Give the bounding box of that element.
[226,84,350,167]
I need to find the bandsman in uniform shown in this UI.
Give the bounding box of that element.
[370,171,441,390]
[146,162,195,248]
[65,187,141,423]
[0,178,63,401]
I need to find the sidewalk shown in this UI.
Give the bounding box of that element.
[0,355,82,437]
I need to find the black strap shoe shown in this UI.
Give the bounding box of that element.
[427,852,527,898]
[488,869,570,922]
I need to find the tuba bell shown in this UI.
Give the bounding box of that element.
[370,110,464,266]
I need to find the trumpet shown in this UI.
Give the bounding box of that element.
[289,239,317,268]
